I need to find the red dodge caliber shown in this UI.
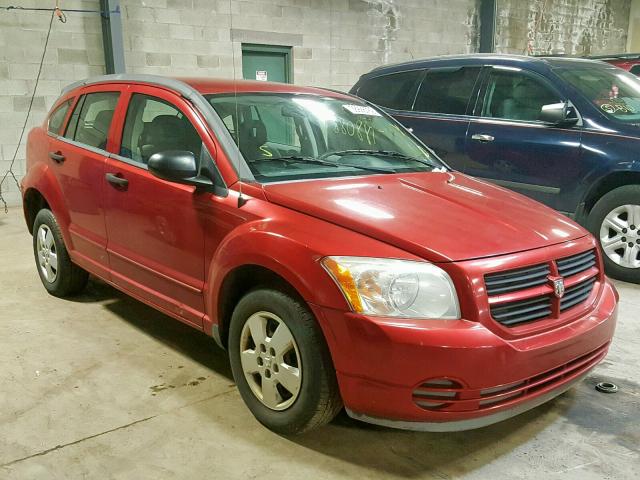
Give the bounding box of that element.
[22,75,618,434]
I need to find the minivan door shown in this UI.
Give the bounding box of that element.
[465,66,582,213]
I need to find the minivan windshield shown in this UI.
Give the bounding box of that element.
[206,93,444,183]
[555,65,640,123]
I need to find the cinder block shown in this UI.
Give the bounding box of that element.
[197,55,221,68]
[12,96,46,113]
[58,48,90,65]
[146,53,172,66]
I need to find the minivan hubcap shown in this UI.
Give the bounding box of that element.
[239,311,302,411]
[36,224,58,283]
[600,204,640,268]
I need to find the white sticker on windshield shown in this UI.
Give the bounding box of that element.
[343,104,381,116]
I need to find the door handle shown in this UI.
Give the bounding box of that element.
[48,151,65,163]
[471,134,495,142]
[105,173,129,189]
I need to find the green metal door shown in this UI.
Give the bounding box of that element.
[242,44,292,84]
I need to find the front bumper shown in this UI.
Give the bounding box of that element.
[310,279,618,431]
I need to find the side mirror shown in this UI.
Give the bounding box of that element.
[148,150,198,183]
[539,102,579,126]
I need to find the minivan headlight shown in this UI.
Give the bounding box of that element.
[321,256,460,319]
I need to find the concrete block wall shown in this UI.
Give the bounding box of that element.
[0,1,105,207]
[495,0,631,55]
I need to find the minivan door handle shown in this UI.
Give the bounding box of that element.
[48,151,65,163]
[105,173,129,189]
[471,134,495,142]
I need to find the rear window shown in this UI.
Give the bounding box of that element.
[355,70,423,110]
[47,100,72,134]
[413,67,481,115]
[64,92,120,150]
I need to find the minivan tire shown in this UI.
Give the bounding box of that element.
[228,288,342,435]
[32,209,89,297]
[587,185,640,283]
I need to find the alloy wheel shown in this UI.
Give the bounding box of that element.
[239,311,302,411]
[600,204,640,269]
[36,224,58,283]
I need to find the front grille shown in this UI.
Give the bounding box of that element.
[557,249,597,277]
[561,277,596,312]
[484,263,550,295]
[484,248,599,327]
[490,295,552,326]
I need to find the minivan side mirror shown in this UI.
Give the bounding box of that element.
[539,102,579,126]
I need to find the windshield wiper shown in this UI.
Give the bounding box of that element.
[320,149,437,167]
[263,155,396,174]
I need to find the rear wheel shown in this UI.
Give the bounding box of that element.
[32,209,89,297]
[228,288,342,434]
[587,185,640,283]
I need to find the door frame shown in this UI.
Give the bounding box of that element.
[241,43,293,83]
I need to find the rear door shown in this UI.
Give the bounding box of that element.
[464,66,582,212]
[389,66,482,172]
[102,86,213,328]
[48,87,122,278]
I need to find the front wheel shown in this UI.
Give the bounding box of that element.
[587,185,640,283]
[228,288,342,434]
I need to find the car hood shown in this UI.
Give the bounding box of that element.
[262,172,587,262]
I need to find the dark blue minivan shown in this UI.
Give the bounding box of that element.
[351,54,640,283]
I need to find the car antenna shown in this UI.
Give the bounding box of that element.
[229,0,247,208]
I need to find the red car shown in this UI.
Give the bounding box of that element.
[589,53,640,75]
[22,74,618,434]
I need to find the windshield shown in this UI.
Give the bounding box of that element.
[206,93,444,183]
[555,65,640,123]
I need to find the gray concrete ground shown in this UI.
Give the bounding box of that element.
[1,207,639,480]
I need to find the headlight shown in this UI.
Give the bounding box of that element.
[321,256,460,319]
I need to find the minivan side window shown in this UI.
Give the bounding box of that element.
[120,94,203,165]
[355,70,424,110]
[413,67,481,115]
[481,69,561,122]
[47,99,72,135]
[64,92,120,150]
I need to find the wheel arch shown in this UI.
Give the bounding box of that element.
[23,187,51,234]
[579,170,640,223]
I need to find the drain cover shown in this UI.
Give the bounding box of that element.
[595,382,618,393]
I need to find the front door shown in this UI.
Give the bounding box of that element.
[103,88,210,328]
[465,67,583,213]
[50,88,122,278]
[242,44,291,83]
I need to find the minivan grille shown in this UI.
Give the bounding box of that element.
[485,249,598,327]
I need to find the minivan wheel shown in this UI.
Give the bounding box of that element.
[32,209,89,297]
[228,288,342,434]
[587,185,640,283]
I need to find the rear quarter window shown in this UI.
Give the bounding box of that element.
[355,69,424,110]
[47,99,72,135]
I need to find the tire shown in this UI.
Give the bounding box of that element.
[587,185,640,283]
[228,288,342,434]
[32,208,89,297]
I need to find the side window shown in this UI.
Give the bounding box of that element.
[47,99,72,134]
[413,67,481,115]
[630,64,640,76]
[120,94,202,164]
[64,92,120,149]
[355,70,424,110]
[481,69,561,122]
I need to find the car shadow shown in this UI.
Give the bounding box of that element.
[74,277,570,477]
